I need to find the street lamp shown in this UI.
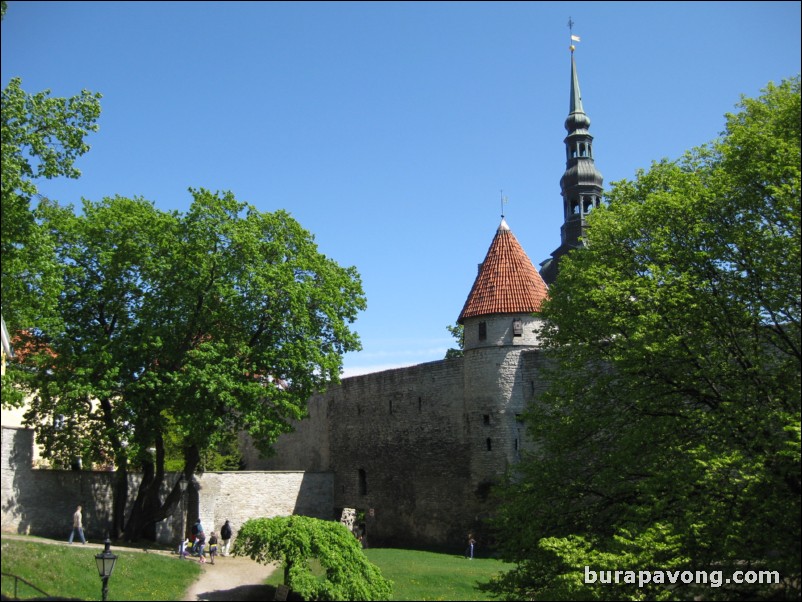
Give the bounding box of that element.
[95,538,118,602]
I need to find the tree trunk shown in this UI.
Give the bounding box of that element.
[183,445,202,538]
[123,454,156,542]
[98,396,128,539]
[122,440,201,542]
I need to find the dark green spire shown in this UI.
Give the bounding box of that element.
[566,53,590,131]
[540,48,604,286]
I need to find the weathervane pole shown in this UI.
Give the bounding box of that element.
[568,16,580,53]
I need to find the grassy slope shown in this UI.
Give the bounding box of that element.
[2,537,509,601]
[1,538,200,601]
[366,548,508,601]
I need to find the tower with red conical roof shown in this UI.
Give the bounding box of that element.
[458,217,549,485]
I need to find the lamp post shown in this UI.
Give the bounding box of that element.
[95,538,118,602]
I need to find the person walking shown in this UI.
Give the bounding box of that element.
[68,505,86,544]
[220,519,233,556]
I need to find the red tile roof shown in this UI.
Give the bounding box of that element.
[458,219,549,324]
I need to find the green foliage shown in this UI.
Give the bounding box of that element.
[491,77,801,601]
[234,516,393,601]
[0,75,101,332]
[444,323,464,359]
[0,537,200,601]
[161,414,243,472]
[13,189,366,536]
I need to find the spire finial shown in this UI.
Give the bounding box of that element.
[500,190,508,219]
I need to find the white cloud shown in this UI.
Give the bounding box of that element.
[341,341,454,377]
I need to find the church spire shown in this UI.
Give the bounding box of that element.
[566,52,590,132]
[539,31,604,286]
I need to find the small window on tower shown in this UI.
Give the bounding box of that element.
[486,438,492,451]
[513,319,523,336]
[479,322,487,341]
[358,469,367,495]
[483,414,490,425]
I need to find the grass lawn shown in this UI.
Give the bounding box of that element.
[1,537,200,601]
[3,536,510,601]
[366,548,508,601]
[263,547,509,601]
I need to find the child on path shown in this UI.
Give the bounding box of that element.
[178,536,190,559]
[208,532,218,565]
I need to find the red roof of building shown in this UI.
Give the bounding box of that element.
[457,219,549,324]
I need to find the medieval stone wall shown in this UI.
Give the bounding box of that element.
[330,358,471,548]
[241,349,549,549]
[1,426,333,546]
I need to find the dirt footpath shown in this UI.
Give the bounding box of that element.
[181,553,277,601]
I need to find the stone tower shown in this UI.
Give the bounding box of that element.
[458,218,549,499]
[540,47,604,285]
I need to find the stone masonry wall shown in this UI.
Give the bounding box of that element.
[2,426,333,546]
[195,471,335,543]
[330,358,472,548]
[246,358,479,548]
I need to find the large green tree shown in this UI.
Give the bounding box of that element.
[234,516,393,601]
[19,189,366,541]
[490,77,800,601]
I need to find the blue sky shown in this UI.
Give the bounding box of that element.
[2,1,800,376]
